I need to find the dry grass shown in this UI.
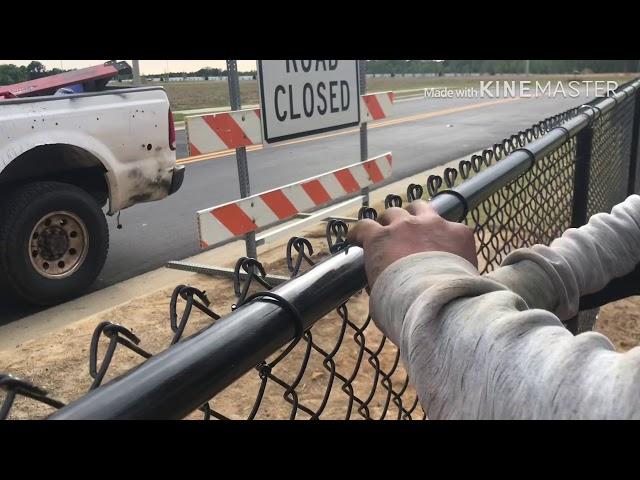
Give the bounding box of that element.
[161,80,259,111]
[152,74,638,111]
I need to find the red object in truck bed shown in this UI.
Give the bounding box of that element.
[0,61,132,99]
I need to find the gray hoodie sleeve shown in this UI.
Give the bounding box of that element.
[369,194,640,419]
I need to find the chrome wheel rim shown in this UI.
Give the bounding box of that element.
[29,211,89,279]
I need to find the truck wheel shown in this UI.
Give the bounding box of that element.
[0,181,109,306]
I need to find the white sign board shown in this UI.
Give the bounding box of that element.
[257,60,361,143]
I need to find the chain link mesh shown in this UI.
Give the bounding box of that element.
[588,95,636,217]
[468,138,577,273]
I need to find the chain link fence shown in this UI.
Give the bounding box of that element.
[588,92,636,217]
[3,79,640,420]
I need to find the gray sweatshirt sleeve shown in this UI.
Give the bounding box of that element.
[369,195,640,419]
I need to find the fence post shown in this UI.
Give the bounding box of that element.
[226,60,257,260]
[628,90,640,195]
[567,122,595,334]
[359,60,370,207]
[570,126,594,229]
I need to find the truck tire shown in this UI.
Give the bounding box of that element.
[0,181,109,306]
[0,188,12,292]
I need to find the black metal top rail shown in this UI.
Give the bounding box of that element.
[48,79,640,420]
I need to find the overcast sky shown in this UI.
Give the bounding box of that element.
[0,60,257,74]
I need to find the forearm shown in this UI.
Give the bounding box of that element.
[487,194,640,320]
[579,263,640,310]
[370,253,640,419]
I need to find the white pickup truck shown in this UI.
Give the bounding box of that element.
[0,86,184,305]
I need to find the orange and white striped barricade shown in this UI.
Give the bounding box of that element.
[197,152,393,248]
[360,91,395,122]
[186,108,262,156]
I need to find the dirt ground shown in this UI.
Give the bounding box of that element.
[1,208,639,420]
[0,224,418,420]
[596,298,640,351]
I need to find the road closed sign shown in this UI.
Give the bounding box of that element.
[257,60,360,143]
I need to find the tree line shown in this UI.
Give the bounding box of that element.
[3,60,639,86]
[0,62,255,85]
[0,61,67,85]
[365,60,640,75]
[168,61,640,77]
[150,67,257,79]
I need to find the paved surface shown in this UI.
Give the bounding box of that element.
[1,92,596,324]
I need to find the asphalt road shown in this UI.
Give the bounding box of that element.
[1,92,597,324]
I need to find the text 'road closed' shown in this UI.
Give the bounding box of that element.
[258,60,360,143]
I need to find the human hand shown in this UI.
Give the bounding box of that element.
[347,200,478,288]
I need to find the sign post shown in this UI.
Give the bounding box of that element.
[257,60,360,143]
[358,60,369,207]
[132,60,141,86]
[227,60,257,259]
